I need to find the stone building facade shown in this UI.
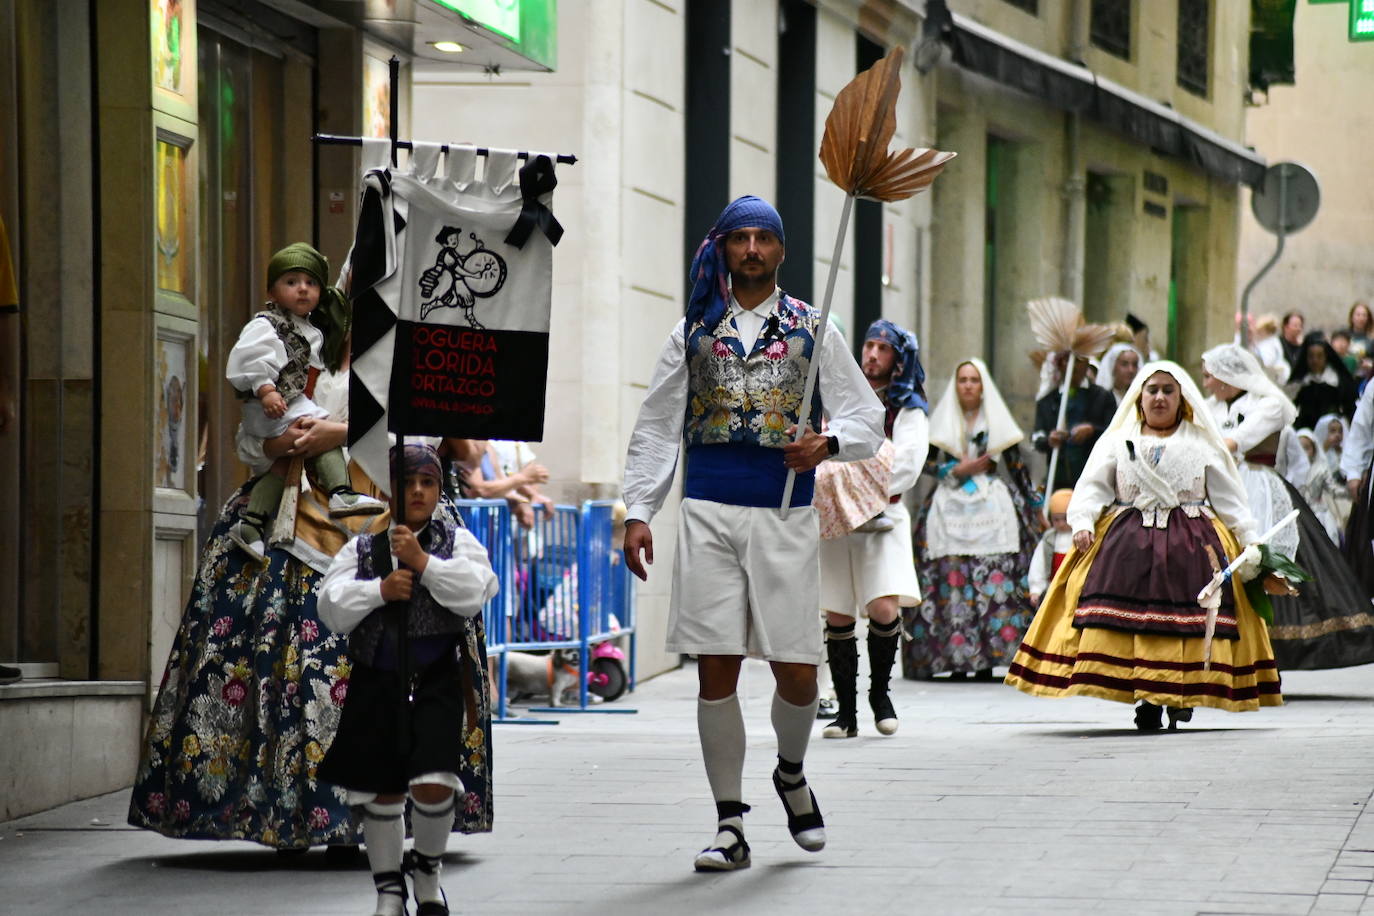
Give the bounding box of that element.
[413,0,1269,677]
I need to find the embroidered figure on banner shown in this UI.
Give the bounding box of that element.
[418,225,508,327]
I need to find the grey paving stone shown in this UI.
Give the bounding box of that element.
[1325,879,1374,895]
[7,662,1374,914]
[1314,892,1367,913]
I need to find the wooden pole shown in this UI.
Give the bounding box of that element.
[780,193,854,518]
[1044,355,1073,495]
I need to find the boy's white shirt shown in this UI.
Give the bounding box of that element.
[226,310,326,397]
[317,521,499,636]
[1027,528,1074,597]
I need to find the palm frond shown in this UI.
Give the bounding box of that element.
[1026,296,1116,358]
[819,47,956,202]
[1026,297,1080,354]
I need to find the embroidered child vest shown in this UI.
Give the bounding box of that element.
[683,293,823,508]
[240,306,313,402]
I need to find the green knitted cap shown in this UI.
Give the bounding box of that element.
[266,242,329,288]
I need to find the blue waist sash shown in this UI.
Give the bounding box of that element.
[684,443,814,509]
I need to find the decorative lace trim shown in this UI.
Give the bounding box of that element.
[1111,431,1213,528]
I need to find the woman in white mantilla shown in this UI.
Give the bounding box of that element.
[1201,344,1374,670]
[1006,362,1282,729]
[905,359,1043,680]
[1098,342,1143,407]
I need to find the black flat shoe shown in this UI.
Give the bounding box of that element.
[772,767,825,852]
[416,895,449,916]
[1134,702,1163,731]
[693,824,751,872]
[1166,707,1193,730]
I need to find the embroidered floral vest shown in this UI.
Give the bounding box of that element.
[684,294,822,448]
[348,521,468,667]
[681,293,823,508]
[248,306,313,402]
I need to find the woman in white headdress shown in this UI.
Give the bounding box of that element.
[1006,362,1282,729]
[1098,342,1143,406]
[905,359,1044,680]
[1201,343,1374,670]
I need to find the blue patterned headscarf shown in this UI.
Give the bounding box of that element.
[686,196,786,332]
[865,318,927,412]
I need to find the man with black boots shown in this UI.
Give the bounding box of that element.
[819,320,928,739]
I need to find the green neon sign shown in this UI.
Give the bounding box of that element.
[431,0,522,42]
[1353,0,1374,40]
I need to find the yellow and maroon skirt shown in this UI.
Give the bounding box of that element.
[1006,510,1283,712]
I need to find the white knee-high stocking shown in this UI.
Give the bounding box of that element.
[771,691,820,820]
[698,693,747,847]
[410,793,456,906]
[362,800,407,916]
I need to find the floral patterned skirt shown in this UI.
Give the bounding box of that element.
[902,550,1033,677]
[126,483,494,848]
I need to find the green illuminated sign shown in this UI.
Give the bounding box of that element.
[1353,0,1374,40]
[431,0,522,42]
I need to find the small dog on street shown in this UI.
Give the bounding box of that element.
[503,648,587,707]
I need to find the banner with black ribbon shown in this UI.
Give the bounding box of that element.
[348,143,563,494]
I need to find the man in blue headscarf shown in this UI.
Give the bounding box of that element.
[818,319,929,740]
[621,195,884,872]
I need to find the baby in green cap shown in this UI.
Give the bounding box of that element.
[225,242,383,560]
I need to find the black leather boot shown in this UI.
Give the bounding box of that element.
[867,619,901,736]
[823,622,858,738]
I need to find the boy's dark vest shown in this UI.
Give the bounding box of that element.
[238,306,313,401]
[348,521,467,667]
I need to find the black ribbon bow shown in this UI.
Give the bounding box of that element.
[504,154,564,249]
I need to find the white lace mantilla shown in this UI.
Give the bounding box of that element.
[1110,429,1215,528]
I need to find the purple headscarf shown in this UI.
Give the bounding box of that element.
[390,442,443,480]
[686,196,786,332]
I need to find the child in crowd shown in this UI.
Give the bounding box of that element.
[226,243,383,559]
[1028,488,1074,607]
[317,443,498,916]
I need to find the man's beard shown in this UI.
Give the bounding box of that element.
[731,265,775,291]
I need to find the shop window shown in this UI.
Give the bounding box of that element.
[1090,0,1132,60]
[1176,0,1210,97]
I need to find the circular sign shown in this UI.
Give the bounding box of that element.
[1251,162,1320,235]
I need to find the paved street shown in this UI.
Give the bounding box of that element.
[6,660,1374,915]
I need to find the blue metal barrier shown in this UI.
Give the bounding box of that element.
[454,498,636,722]
[451,499,517,717]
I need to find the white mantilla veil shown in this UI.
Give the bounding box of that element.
[1201,343,1300,428]
[927,357,1024,458]
[1081,359,1243,488]
[1100,342,1144,394]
